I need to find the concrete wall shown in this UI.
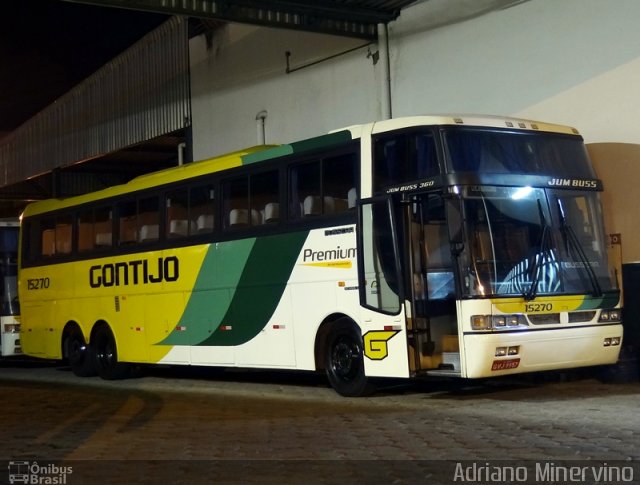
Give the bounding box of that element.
[189,25,379,159]
[189,0,640,261]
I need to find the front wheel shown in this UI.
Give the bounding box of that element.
[325,320,374,397]
[93,325,131,380]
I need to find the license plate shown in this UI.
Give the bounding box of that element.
[491,358,520,371]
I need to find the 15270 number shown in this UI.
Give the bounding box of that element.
[524,302,553,312]
[27,277,50,290]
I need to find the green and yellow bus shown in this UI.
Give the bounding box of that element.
[18,115,622,396]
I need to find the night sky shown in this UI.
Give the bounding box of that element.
[0,0,167,134]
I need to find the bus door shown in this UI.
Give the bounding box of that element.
[403,193,457,373]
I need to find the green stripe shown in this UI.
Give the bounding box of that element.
[240,130,353,166]
[199,231,308,346]
[159,239,256,345]
[577,292,620,310]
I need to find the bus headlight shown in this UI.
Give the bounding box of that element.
[471,314,527,331]
[599,309,622,323]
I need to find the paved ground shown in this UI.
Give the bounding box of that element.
[1,359,639,484]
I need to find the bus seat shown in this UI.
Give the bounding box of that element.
[139,224,159,242]
[169,219,189,237]
[332,197,348,213]
[251,209,263,226]
[196,214,214,232]
[264,202,279,223]
[348,187,357,209]
[95,232,112,247]
[229,209,248,227]
[323,196,336,214]
[303,196,321,216]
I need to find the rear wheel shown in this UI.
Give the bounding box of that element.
[93,325,131,380]
[65,326,96,377]
[325,320,374,397]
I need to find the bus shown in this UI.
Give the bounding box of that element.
[18,115,622,396]
[0,221,20,357]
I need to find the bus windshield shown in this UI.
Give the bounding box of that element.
[458,186,616,298]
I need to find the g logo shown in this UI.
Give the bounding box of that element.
[363,330,399,360]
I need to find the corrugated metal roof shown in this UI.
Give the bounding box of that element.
[62,0,419,39]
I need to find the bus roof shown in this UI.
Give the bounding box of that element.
[336,114,580,138]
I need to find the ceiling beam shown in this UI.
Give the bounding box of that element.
[60,0,407,39]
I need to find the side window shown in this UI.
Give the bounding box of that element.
[166,189,189,238]
[374,131,439,192]
[251,171,279,225]
[21,221,38,263]
[94,207,113,248]
[290,162,320,219]
[78,209,95,252]
[37,215,73,258]
[289,153,357,220]
[55,214,73,255]
[138,196,159,243]
[190,184,215,234]
[40,218,55,257]
[323,153,357,214]
[223,177,249,228]
[118,200,137,245]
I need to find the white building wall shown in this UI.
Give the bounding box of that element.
[190,25,380,160]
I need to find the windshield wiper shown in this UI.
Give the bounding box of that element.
[524,199,552,301]
[556,199,602,297]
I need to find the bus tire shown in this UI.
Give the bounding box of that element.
[93,325,131,380]
[325,320,374,397]
[65,326,96,377]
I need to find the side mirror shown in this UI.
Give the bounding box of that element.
[446,198,463,245]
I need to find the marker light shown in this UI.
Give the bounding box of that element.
[495,347,507,357]
[599,309,622,323]
[471,315,491,330]
[3,323,19,333]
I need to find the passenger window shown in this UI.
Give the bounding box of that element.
[289,162,320,219]
[138,196,159,243]
[40,219,55,257]
[118,201,137,245]
[166,189,189,238]
[94,207,113,248]
[55,215,73,255]
[191,185,215,233]
[223,177,249,228]
[78,209,95,252]
[251,171,279,225]
[323,153,357,214]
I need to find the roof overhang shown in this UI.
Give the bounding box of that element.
[60,0,417,39]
